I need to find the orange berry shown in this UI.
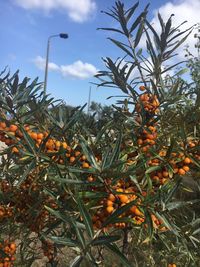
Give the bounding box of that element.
[159,150,166,157]
[0,122,6,129]
[82,162,90,168]
[184,157,191,164]
[182,165,190,172]
[55,141,61,148]
[141,146,149,152]
[178,168,186,175]
[146,134,154,140]
[139,85,146,91]
[12,147,19,153]
[81,155,86,161]
[9,243,16,251]
[25,125,30,131]
[4,246,10,253]
[69,156,75,163]
[189,142,195,148]
[148,126,156,132]
[106,206,114,213]
[87,176,94,182]
[152,176,160,183]
[75,151,81,157]
[137,139,143,145]
[106,200,114,206]
[9,124,18,132]
[37,138,42,144]
[162,171,169,177]
[108,194,116,202]
[130,206,143,216]
[161,178,167,184]
[30,132,38,140]
[37,133,44,139]
[62,142,68,149]
[119,194,129,203]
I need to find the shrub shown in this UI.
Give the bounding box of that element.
[0,1,200,267]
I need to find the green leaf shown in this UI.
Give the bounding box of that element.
[17,160,36,186]
[79,191,108,199]
[130,6,149,34]
[164,29,193,58]
[145,20,161,49]
[77,195,94,238]
[97,27,123,34]
[134,18,145,48]
[20,126,37,155]
[165,178,181,204]
[11,72,19,95]
[49,236,79,247]
[155,212,180,236]
[70,256,83,267]
[91,235,121,246]
[175,68,188,76]
[44,206,71,224]
[79,135,100,171]
[125,2,139,23]
[145,165,161,174]
[104,132,122,169]
[108,38,133,58]
[143,209,154,241]
[166,199,200,211]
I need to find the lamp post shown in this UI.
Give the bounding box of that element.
[44,33,68,95]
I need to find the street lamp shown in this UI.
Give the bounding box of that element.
[44,33,68,95]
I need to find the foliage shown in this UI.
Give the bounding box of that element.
[0,1,200,267]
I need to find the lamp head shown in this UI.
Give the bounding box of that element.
[59,33,68,39]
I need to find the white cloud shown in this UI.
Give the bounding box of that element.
[149,0,200,59]
[14,0,96,22]
[33,56,98,79]
[139,0,200,60]
[60,61,98,79]
[33,56,60,71]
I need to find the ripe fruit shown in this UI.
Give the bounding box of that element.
[9,124,18,132]
[87,176,94,182]
[106,200,113,206]
[0,122,6,129]
[30,132,38,140]
[82,162,90,168]
[12,147,19,153]
[119,194,129,203]
[37,133,44,139]
[183,165,190,172]
[139,85,146,91]
[69,156,75,163]
[184,157,191,164]
[178,168,186,175]
[130,206,143,216]
[137,139,143,145]
[108,194,116,202]
[162,171,169,178]
[106,206,114,213]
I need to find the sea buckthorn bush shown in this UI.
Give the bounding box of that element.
[0,1,200,267]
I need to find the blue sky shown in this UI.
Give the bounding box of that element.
[0,0,199,107]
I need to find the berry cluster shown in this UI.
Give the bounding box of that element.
[0,240,16,267]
